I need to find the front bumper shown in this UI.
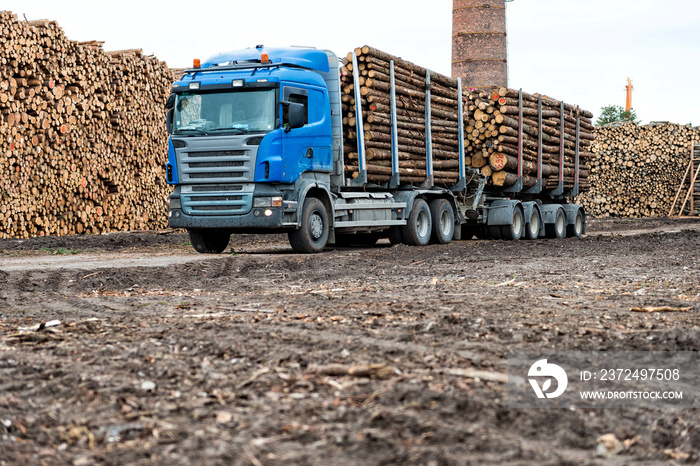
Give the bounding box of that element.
[168,206,288,230]
[167,184,297,230]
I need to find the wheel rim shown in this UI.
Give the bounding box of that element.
[575,212,583,235]
[529,212,539,237]
[417,209,430,238]
[556,212,565,234]
[309,212,324,241]
[439,209,452,235]
[513,209,523,236]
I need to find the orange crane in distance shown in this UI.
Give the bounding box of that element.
[625,77,633,112]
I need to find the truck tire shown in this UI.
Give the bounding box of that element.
[524,207,542,240]
[288,197,329,253]
[429,198,454,244]
[452,222,463,241]
[567,208,586,238]
[544,207,567,239]
[500,204,524,240]
[401,198,432,246]
[188,229,230,254]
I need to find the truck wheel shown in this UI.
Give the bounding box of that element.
[544,207,567,239]
[429,198,454,244]
[500,204,524,240]
[288,197,328,253]
[188,229,230,254]
[401,198,432,246]
[452,222,463,241]
[524,207,542,240]
[567,208,586,238]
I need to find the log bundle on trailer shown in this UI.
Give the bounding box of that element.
[576,122,699,217]
[340,45,593,193]
[0,11,173,238]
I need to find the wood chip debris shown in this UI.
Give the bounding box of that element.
[315,363,400,380]
[596,433,639,458]
[630,306,692,313]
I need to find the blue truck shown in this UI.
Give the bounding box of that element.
[165,46,585,253]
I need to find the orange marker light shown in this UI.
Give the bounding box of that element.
[261,53,269,64]
[193,58,201,69]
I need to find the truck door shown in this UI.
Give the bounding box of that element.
[281,86,332,183]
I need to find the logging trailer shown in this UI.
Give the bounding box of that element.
[165,46,586,253]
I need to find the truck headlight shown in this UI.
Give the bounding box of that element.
[169,198,182,209]
[253,196,282,208]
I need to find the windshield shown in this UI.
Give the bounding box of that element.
[173,88,276,135]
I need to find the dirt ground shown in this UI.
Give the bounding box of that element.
[1,217,699,465]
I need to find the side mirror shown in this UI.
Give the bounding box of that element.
[165,94,175,110]
[282,101,305,132]
[166,109,174,134]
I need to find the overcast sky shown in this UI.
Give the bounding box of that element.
[4,0,699,125]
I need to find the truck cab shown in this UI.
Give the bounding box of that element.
[166,46,341,252]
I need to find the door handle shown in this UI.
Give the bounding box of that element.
[305,147,314,158]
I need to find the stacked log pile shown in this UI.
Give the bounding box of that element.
[470,88,594,191]
[341,45,593,192]
[0,11,173,238]
[576,122,699,217]
[341,46,466,186]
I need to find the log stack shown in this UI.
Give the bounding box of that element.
[0,11,173,238]
[575,122,699,217]
[341,45,594,193]
[475,87,594,192]
[341,46,466,186]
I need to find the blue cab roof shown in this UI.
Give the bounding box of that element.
[171,46,331,91]
[202,46,330,73]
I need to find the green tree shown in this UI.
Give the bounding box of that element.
[595,105,640,126]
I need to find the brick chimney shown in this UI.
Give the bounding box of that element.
[452,0,508,89]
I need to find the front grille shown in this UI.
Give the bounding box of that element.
[175,140,257,215]
[178,148,253,184]
[187,161,244,169]
[188,150,245,157]
[191,205,242,212]
[191,185,244,192]
[181,191,253,216]
[191,195,243,202]
[190,172,246,179]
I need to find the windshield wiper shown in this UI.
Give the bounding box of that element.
[209,127,250,134]
[176,128,210,136]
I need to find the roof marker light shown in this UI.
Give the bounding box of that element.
[232,79,244,87]
[261,53,269,64]
[193,58,201,68]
